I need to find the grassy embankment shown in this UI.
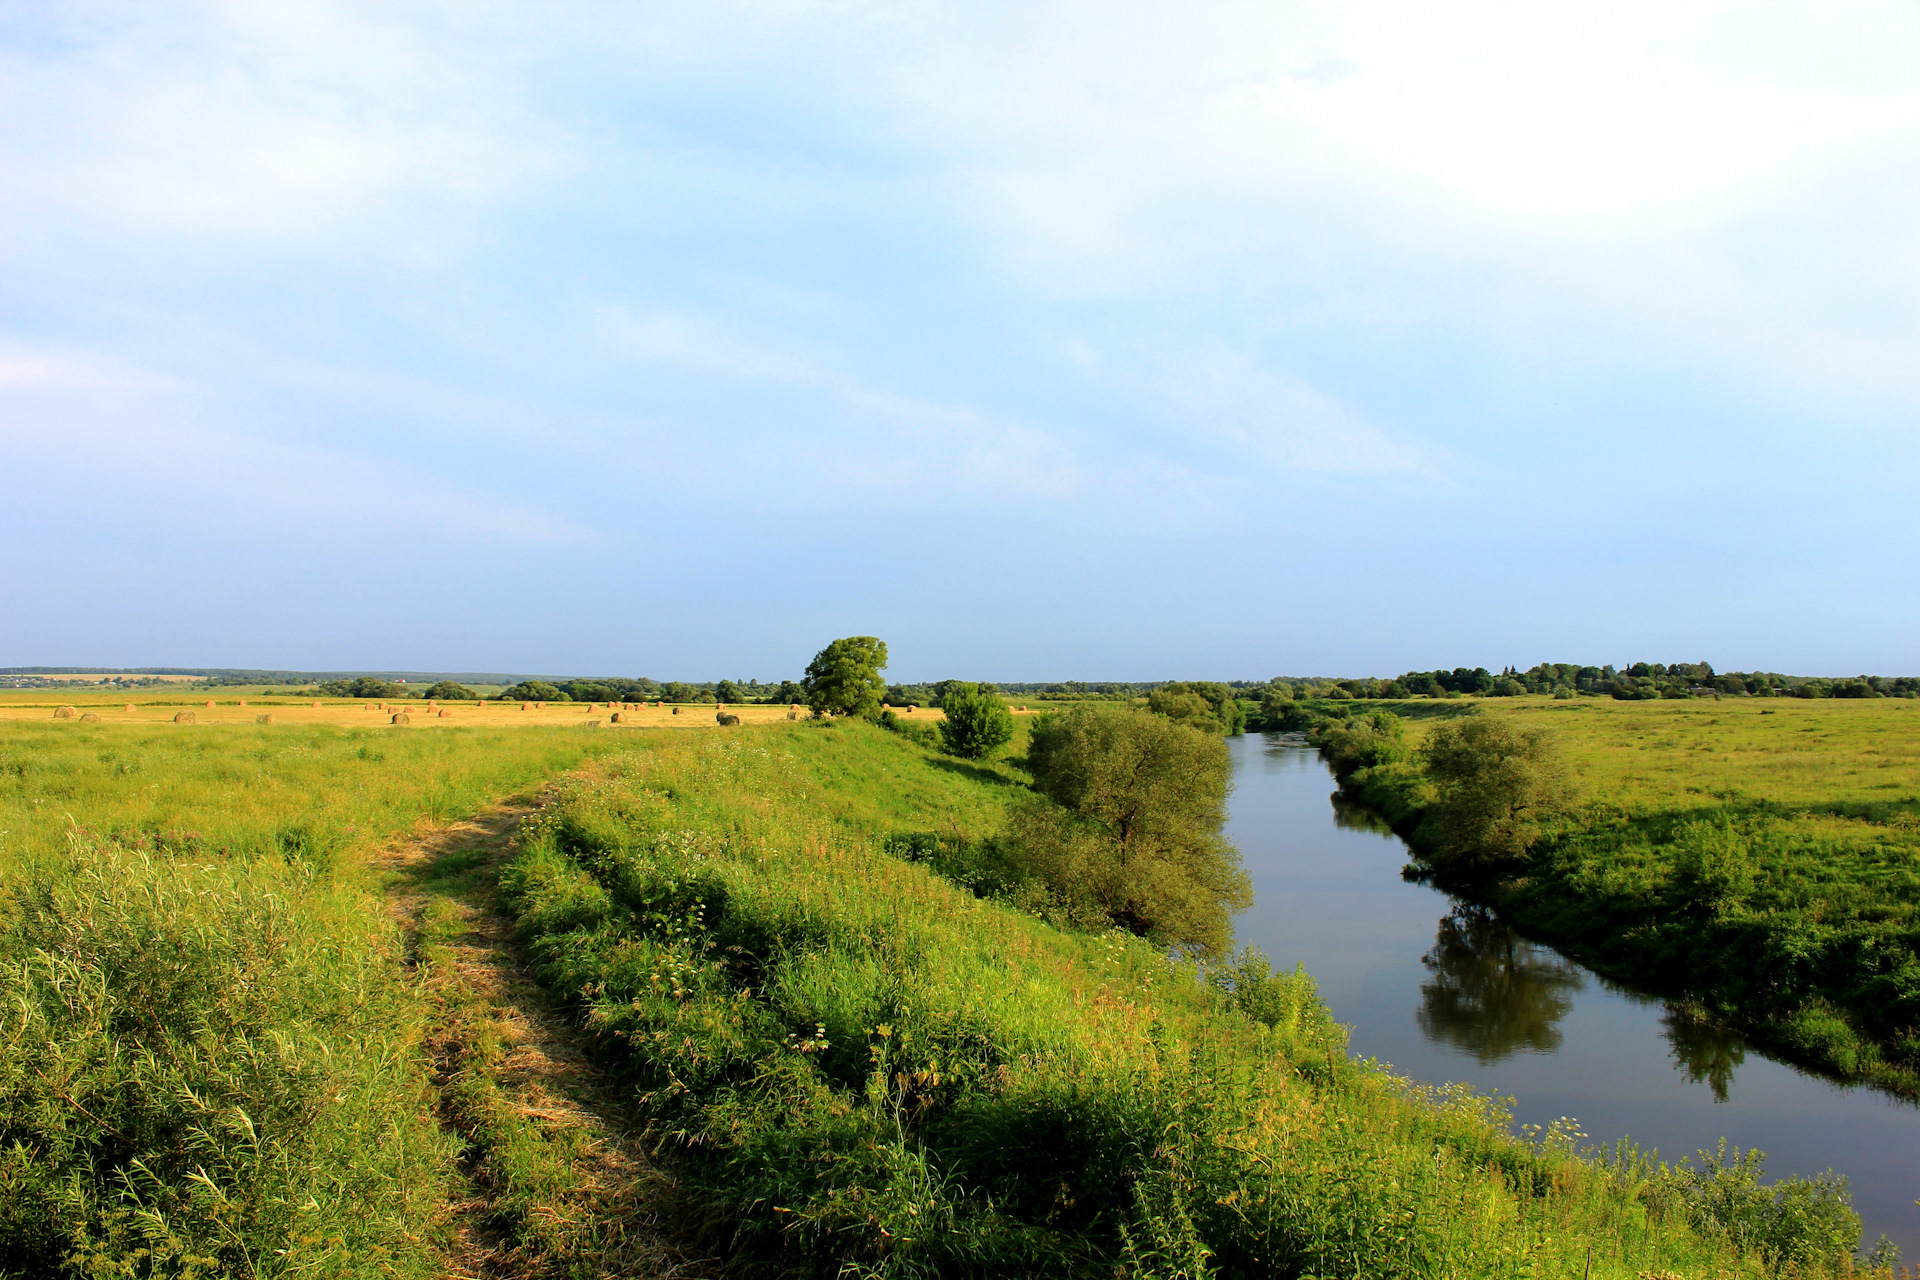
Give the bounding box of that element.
[497,716,1866,1277]
[1320,695,1920,1096]
[0,717,645,1276]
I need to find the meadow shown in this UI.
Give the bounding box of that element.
[1318,694,1920,1097]
[0,704,1890,1276]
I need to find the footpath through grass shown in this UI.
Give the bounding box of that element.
[0,719,614,1277]
[498,717,1866,1278]
[1325,695,1920,1097]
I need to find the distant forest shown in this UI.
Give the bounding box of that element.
[4,663,1914,702]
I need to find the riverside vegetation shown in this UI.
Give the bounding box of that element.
[501,714,1880,1276]
[0,679,1893,1276]
[1308,694,1920,1104]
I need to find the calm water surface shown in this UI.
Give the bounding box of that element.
[1226,734,1919,1254]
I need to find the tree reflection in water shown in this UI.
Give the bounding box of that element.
[1418,905,1585,1063]
[1662,1005,1746,1103]
[1331,794,1395,835]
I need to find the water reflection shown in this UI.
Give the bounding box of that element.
[1331,794,1395,835]
[1663,1006,1748,1103]
[1418,906,1586,1063]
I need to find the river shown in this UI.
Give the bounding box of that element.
[1225,733,1919,1255]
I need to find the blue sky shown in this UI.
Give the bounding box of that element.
[3,1,1917,682]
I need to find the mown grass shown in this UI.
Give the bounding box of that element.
[1320,696,1920,1097]
[497,718,1867,1278]
[0,721,612,1277]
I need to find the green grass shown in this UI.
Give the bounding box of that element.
[0,721,613,1277]
[1323,695,1920,1096]
[0,709,1893,1276]
[496,719,1864,1278]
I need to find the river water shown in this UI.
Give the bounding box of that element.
[1226,733,1919,1255]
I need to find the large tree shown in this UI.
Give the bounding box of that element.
[1015,706,1251,955]
[803,636,888,719]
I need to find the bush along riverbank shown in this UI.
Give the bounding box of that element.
[497,719,1878,1277]
[1308,698,1920,1104]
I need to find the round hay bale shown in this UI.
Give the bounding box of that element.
[313,701,322,709]
[390,712,411,725]
[79,711,101,723]
[522,702,532,711]
[53,705,77,719]
[610,712,624,723]
[255,713,275,724]
[173,710,196,724]
[204,700,215,709]
[537,701,545,709]
[437,709,449,718]
[716,712,740,726]
[906,705,917,713]
[366,703,376,711]
[671,706,680,715]
[238,700,248,708]
[125,704,137,712]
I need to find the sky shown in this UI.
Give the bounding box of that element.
[3,1,1918,682]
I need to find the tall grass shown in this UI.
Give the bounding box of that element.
[0,722,610,1276]
[499,721,1856,1278]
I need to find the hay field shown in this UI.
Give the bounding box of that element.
[0,694,954,730]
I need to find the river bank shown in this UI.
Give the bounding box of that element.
[1226,733,1919,1256]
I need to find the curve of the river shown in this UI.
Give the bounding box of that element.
[1226,733,1919,1255]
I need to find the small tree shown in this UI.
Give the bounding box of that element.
[1015,706,1251,955]
[803,636,888,719]
[937,683,1015,759]
[715,679,744,704]
[1420,716,1575,863]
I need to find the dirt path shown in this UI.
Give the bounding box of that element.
[384,804,714,1279]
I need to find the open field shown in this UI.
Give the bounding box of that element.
[1318,694,1920,1096]
[0,706,1888,1276]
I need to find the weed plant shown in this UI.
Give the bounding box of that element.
[498,721,1856,1278]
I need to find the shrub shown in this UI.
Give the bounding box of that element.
[878,709,939,749]
[1017,707,1251,955]
[1671,816,1754,909]
[936,682,1015,759]
[1319,710,1409,776]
